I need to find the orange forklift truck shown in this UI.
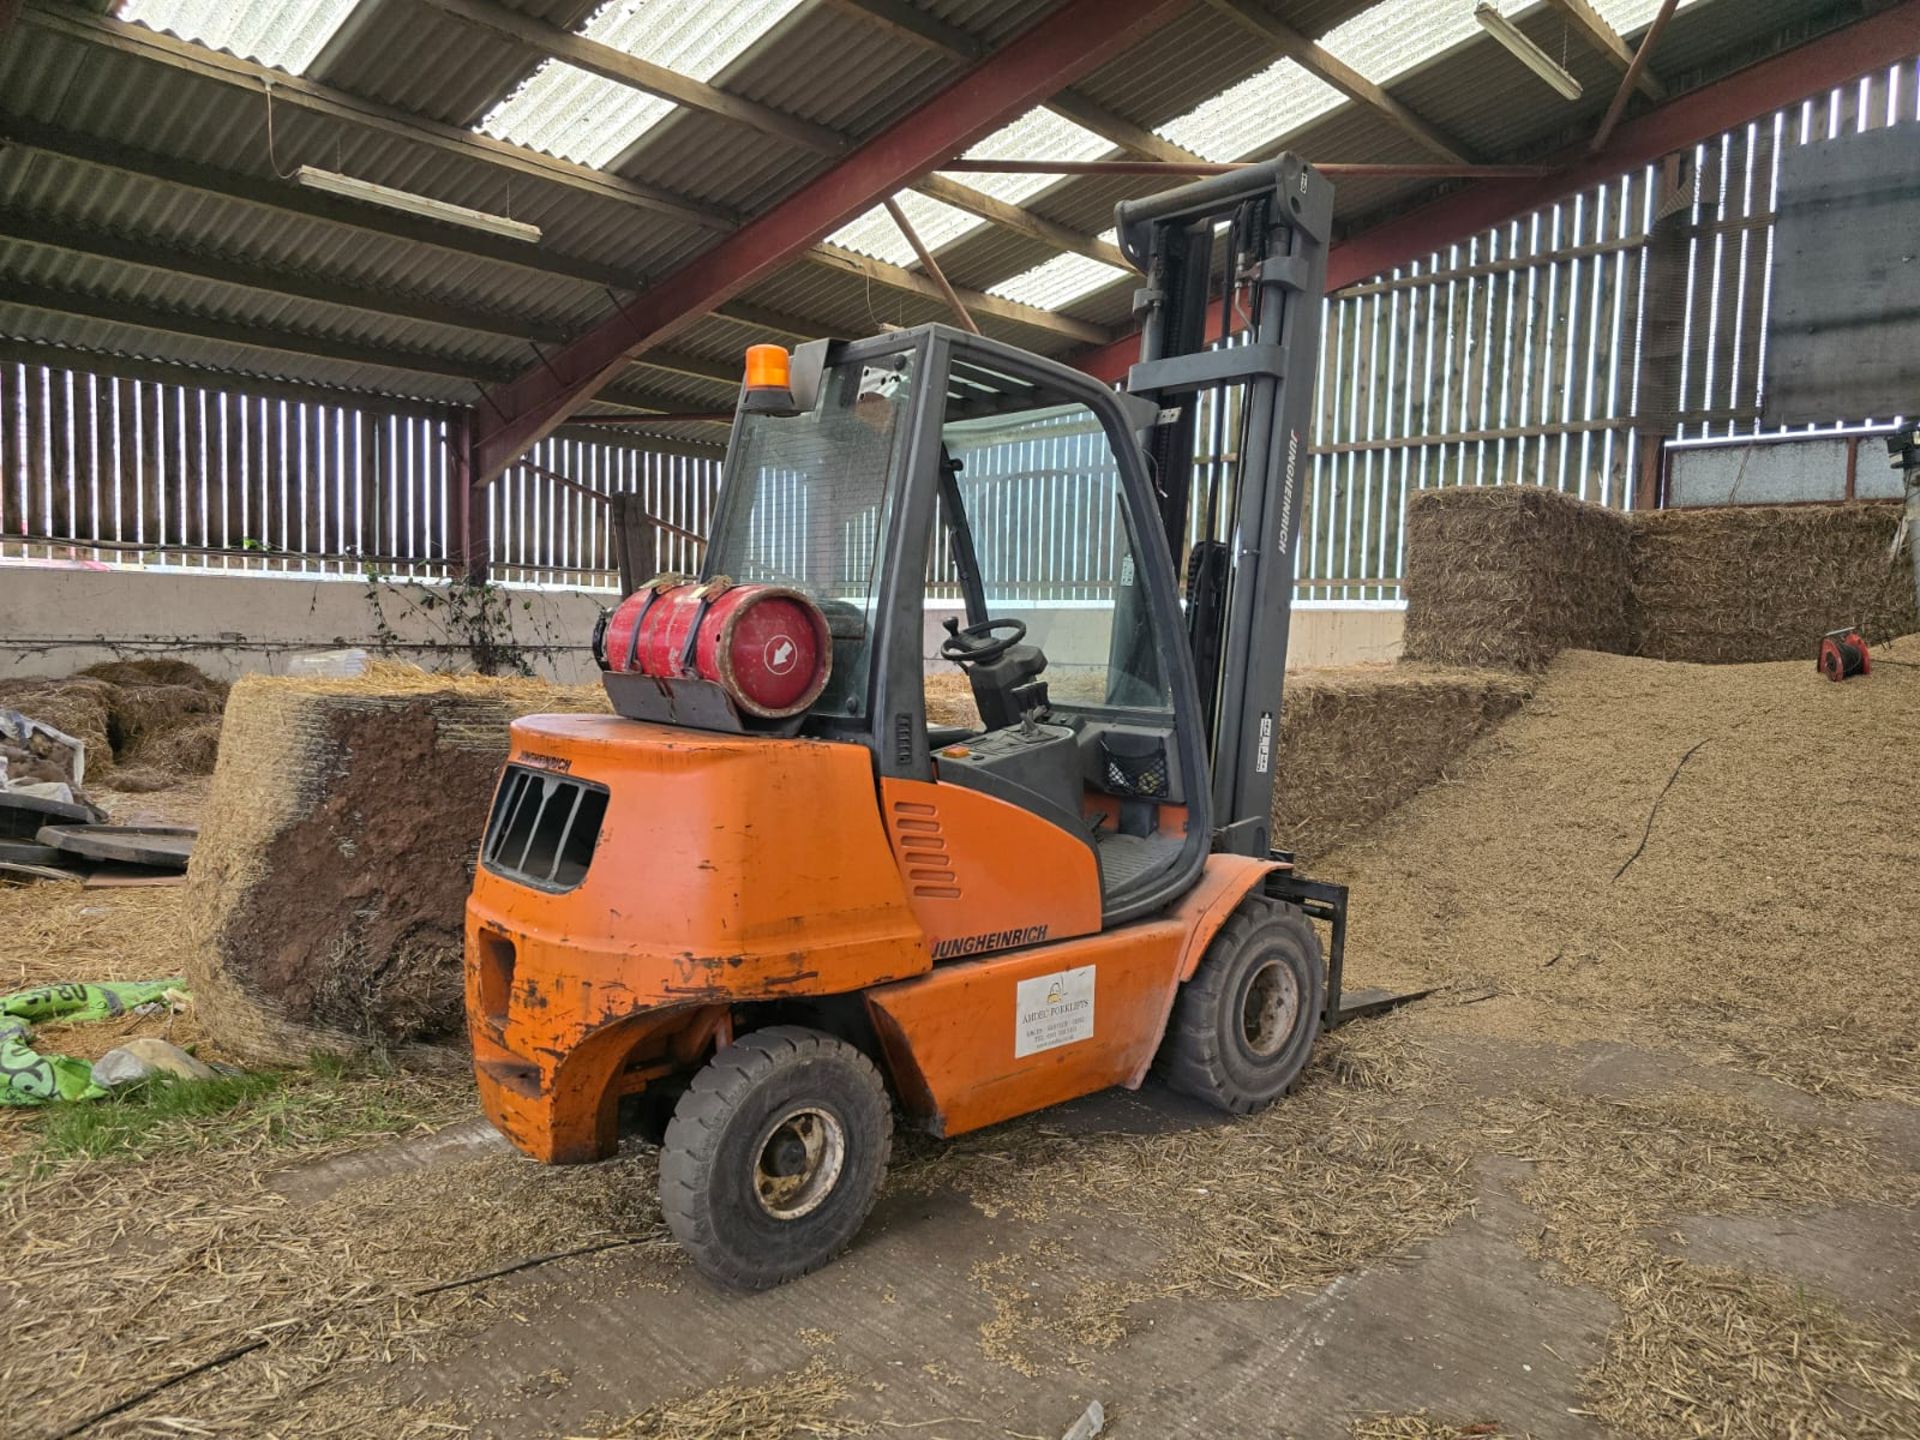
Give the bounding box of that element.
[466,158,1411,1290]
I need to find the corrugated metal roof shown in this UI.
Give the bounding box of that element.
[0,0,1881,416]
[120,0,366,75]
[833,108,1121,266]
[829,105,1114,263]
[991,238,1128,310]
[481,0,808,166]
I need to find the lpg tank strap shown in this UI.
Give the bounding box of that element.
[678,575,735,670]
[619,571,692,672]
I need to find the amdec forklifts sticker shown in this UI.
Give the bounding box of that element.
[1014,965,1095,1058]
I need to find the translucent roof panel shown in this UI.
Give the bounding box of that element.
[1157,60,1346,163]
[826,190,979,269]
[1323,0,1712,89]
[1320,0,1526,88]
[1155,0,1712,164]
[1589,0,1712,30]
[989,231,1128,311]
[828,107,1113,267]
[121,0,364,75]
[948,109,1114,207]
[481,0,806,168]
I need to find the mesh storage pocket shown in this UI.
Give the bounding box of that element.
[1101,732,1169,798]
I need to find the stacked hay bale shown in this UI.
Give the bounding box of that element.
[1402,489,1915,669]
[1400,487,1634,670]
[184,667,610,1069]
[1272,664,1532,863]
[0,659,229,790]
[1633,503,1916,662]
[0,675,117,783]
[83,659,231,784]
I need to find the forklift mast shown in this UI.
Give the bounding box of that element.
[1115,157,1332,859]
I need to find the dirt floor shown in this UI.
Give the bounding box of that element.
[4,643,1918,1439]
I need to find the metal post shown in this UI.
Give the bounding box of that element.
[451,408,489,584]
[882,197,980,333]
[610,491,658,596]
[1589,0,1680,156]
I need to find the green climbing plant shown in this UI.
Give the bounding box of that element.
[360,573,568,677]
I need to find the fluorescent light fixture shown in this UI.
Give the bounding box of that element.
[1474,2,1583,100]
[293,166,543,244]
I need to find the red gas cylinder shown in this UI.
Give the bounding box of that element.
[601,579,830,719]
[601,574,692,673]
[632,582,708,681]
[693,584,831,717]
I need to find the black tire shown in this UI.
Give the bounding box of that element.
[1158,895,1325,1113]
[659,1025,892,1291]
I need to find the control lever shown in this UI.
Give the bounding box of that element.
[1012,679,1051,735]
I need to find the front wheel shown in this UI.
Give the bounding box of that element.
[1158,895,1325,1113]
[659,1025,892,1291]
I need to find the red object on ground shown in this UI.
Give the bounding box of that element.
[603,581,831,718]
[1817,629,1871,682]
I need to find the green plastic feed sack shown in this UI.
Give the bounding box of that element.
[0,979,185,1105]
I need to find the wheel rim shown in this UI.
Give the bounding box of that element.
[752,1106,847,1220]
[1241,959,1301,1057]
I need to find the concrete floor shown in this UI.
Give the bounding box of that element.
[269,1031,1920,1439]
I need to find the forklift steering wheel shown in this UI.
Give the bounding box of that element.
[940,617,1027,666]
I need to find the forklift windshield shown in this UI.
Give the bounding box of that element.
[702,350,916,718]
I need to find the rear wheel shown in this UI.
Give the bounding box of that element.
[659,1025,892,1291]
[1159,895,1324,1113]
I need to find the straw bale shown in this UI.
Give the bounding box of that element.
[184,668,610,1067]
[1404,488,1916,670]
[1273,664,1531,863]
[81,657,227,691]
[1632,502,1916,662]
[1402,486,1634,670]
[1327,638,1920,1102]
[0,674,117,777]
[0,660,230,781]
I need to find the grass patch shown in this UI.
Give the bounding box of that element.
[31,1071,282,1162]
[14,1057,472,1174]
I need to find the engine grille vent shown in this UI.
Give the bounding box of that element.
[482,764,609,892]
[892,799,959,899]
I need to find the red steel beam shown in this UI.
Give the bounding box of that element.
[1075,0,1920,384]
[568,411,735,427]
[944,159,1556,179]
[470,0,1189,485]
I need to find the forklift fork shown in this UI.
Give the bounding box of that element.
[1263,861,1430,1029]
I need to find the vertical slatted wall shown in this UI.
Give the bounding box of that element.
[2,64,1912,603]
[935,412,1123,604]
[1673,62,1919,441]
[1304,58,1919,602]
[0,365,721,588]
[491,435,720,587]
[1306,168,1661,603]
